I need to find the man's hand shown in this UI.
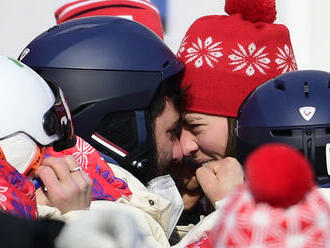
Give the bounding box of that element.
[35,156,92,214]
[196,157,244,206]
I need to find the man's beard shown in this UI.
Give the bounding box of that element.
[156,149,180,176]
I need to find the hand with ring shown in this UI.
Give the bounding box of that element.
[70,167,82,173]
[35,156,92,214]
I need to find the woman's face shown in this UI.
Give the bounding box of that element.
[181,112,229,165]
[170,112,229,210]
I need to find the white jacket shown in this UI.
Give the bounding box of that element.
[38,163,174,248]
[171,199,226,248]
[56,207,157,248]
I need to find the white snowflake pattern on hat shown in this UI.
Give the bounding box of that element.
[177,35,188,58]
[72,136,95,169]
[275,44,297,73]
[214,187,330,247]
[184,37,223,68]
[229,43,271,76]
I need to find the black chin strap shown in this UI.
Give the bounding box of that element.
[303,128,315,168]
[91,136,157,185]
[123,141,157,185]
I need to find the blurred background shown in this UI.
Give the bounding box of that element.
[0,0,329,71]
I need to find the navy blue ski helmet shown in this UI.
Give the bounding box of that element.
[19,16,184,183]
[236,70,330,185]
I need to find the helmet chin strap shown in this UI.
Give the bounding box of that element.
[0,133,44,177]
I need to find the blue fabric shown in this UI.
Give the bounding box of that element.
[101,153,119,165]
[320,182,330,188]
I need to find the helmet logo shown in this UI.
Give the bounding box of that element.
[299,106,315,121]
[61,116,68,125]
[8,57,24,68]
[116,15,133,20]
[18,48,30,61]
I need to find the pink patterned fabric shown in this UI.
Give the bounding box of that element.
[45,136,132,201]
[0,159,37,219]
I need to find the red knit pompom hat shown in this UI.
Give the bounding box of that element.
[177,0,297,118]
[55,0,164,39]
[211,144,330,247]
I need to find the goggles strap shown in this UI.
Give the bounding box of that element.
[23,146,44,177]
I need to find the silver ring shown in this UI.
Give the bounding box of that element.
[70,167,82,173]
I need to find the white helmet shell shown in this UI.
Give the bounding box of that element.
[0,56,57,145]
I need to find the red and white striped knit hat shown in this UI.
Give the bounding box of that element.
[177,0,297,118]
[211,143,330,248]
[55,0,164,39]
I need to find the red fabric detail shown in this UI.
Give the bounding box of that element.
[280,219,287,230]
[55,0,163,39]
[177,6,296,118]
[0,146,6,160]
[225,0,276,23]
[265,235,276,243]
[314,231,324,241]
[300,218,313,231]
[0,159,37,219]
[45,136,132,201]
[245,143,314,208]
[212,187,330,247]
[185,232,213,248]
[210,147,330,247]
[226,237,235,247]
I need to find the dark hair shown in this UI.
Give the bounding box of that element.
[93,70,185,183]
[144,71,185,178]
[225,117,237,157]
[149,70,185,122]
[95,71,185,154]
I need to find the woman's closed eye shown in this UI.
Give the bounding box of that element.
[187,123,204,134]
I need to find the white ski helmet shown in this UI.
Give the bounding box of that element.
[0,56,75,175]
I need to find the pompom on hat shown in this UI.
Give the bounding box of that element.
[210,143,330,247]
[178,0,297,118]
[55,0,164,39]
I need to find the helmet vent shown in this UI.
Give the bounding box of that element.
[271,129,292,137]
[274,80,286,91]
[162,61,170,68]
[304,82,309,97]
[72,102,96,116]
[327,79,330,88]
[47,25,60,33]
